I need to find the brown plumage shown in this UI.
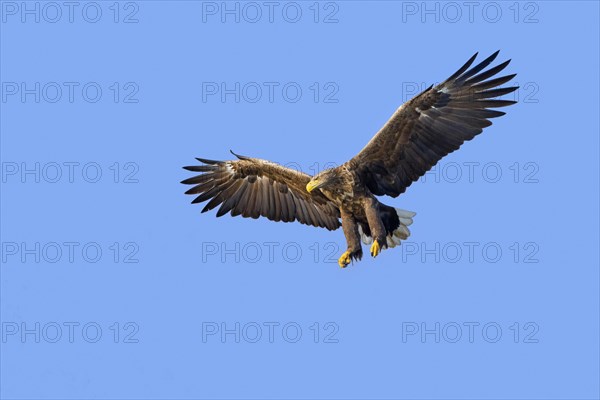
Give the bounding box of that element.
[182,51,518,267]
[182,155,341,231]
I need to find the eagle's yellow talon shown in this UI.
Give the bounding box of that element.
[370,241,381,257]
[338,251,351,268]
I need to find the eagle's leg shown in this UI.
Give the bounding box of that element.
[364,198,386,257]
[339,210,363,268]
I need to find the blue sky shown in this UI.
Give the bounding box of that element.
[1,1,599,399]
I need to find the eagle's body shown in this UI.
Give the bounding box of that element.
[183,51,518,267]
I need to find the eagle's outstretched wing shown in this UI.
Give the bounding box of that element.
[182,152,341,230]
[349,51,518,197]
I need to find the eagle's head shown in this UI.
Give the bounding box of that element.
[306,168,342,193]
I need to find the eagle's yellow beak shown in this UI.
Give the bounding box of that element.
[306,180,320,193]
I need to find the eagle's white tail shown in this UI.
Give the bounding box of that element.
[387,208,416,248]
[358,208,416,248]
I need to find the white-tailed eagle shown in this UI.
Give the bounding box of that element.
[182,51,518,267]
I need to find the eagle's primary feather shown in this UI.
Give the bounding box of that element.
[182,51,518,267]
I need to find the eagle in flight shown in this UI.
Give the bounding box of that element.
[182,51,517,267]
